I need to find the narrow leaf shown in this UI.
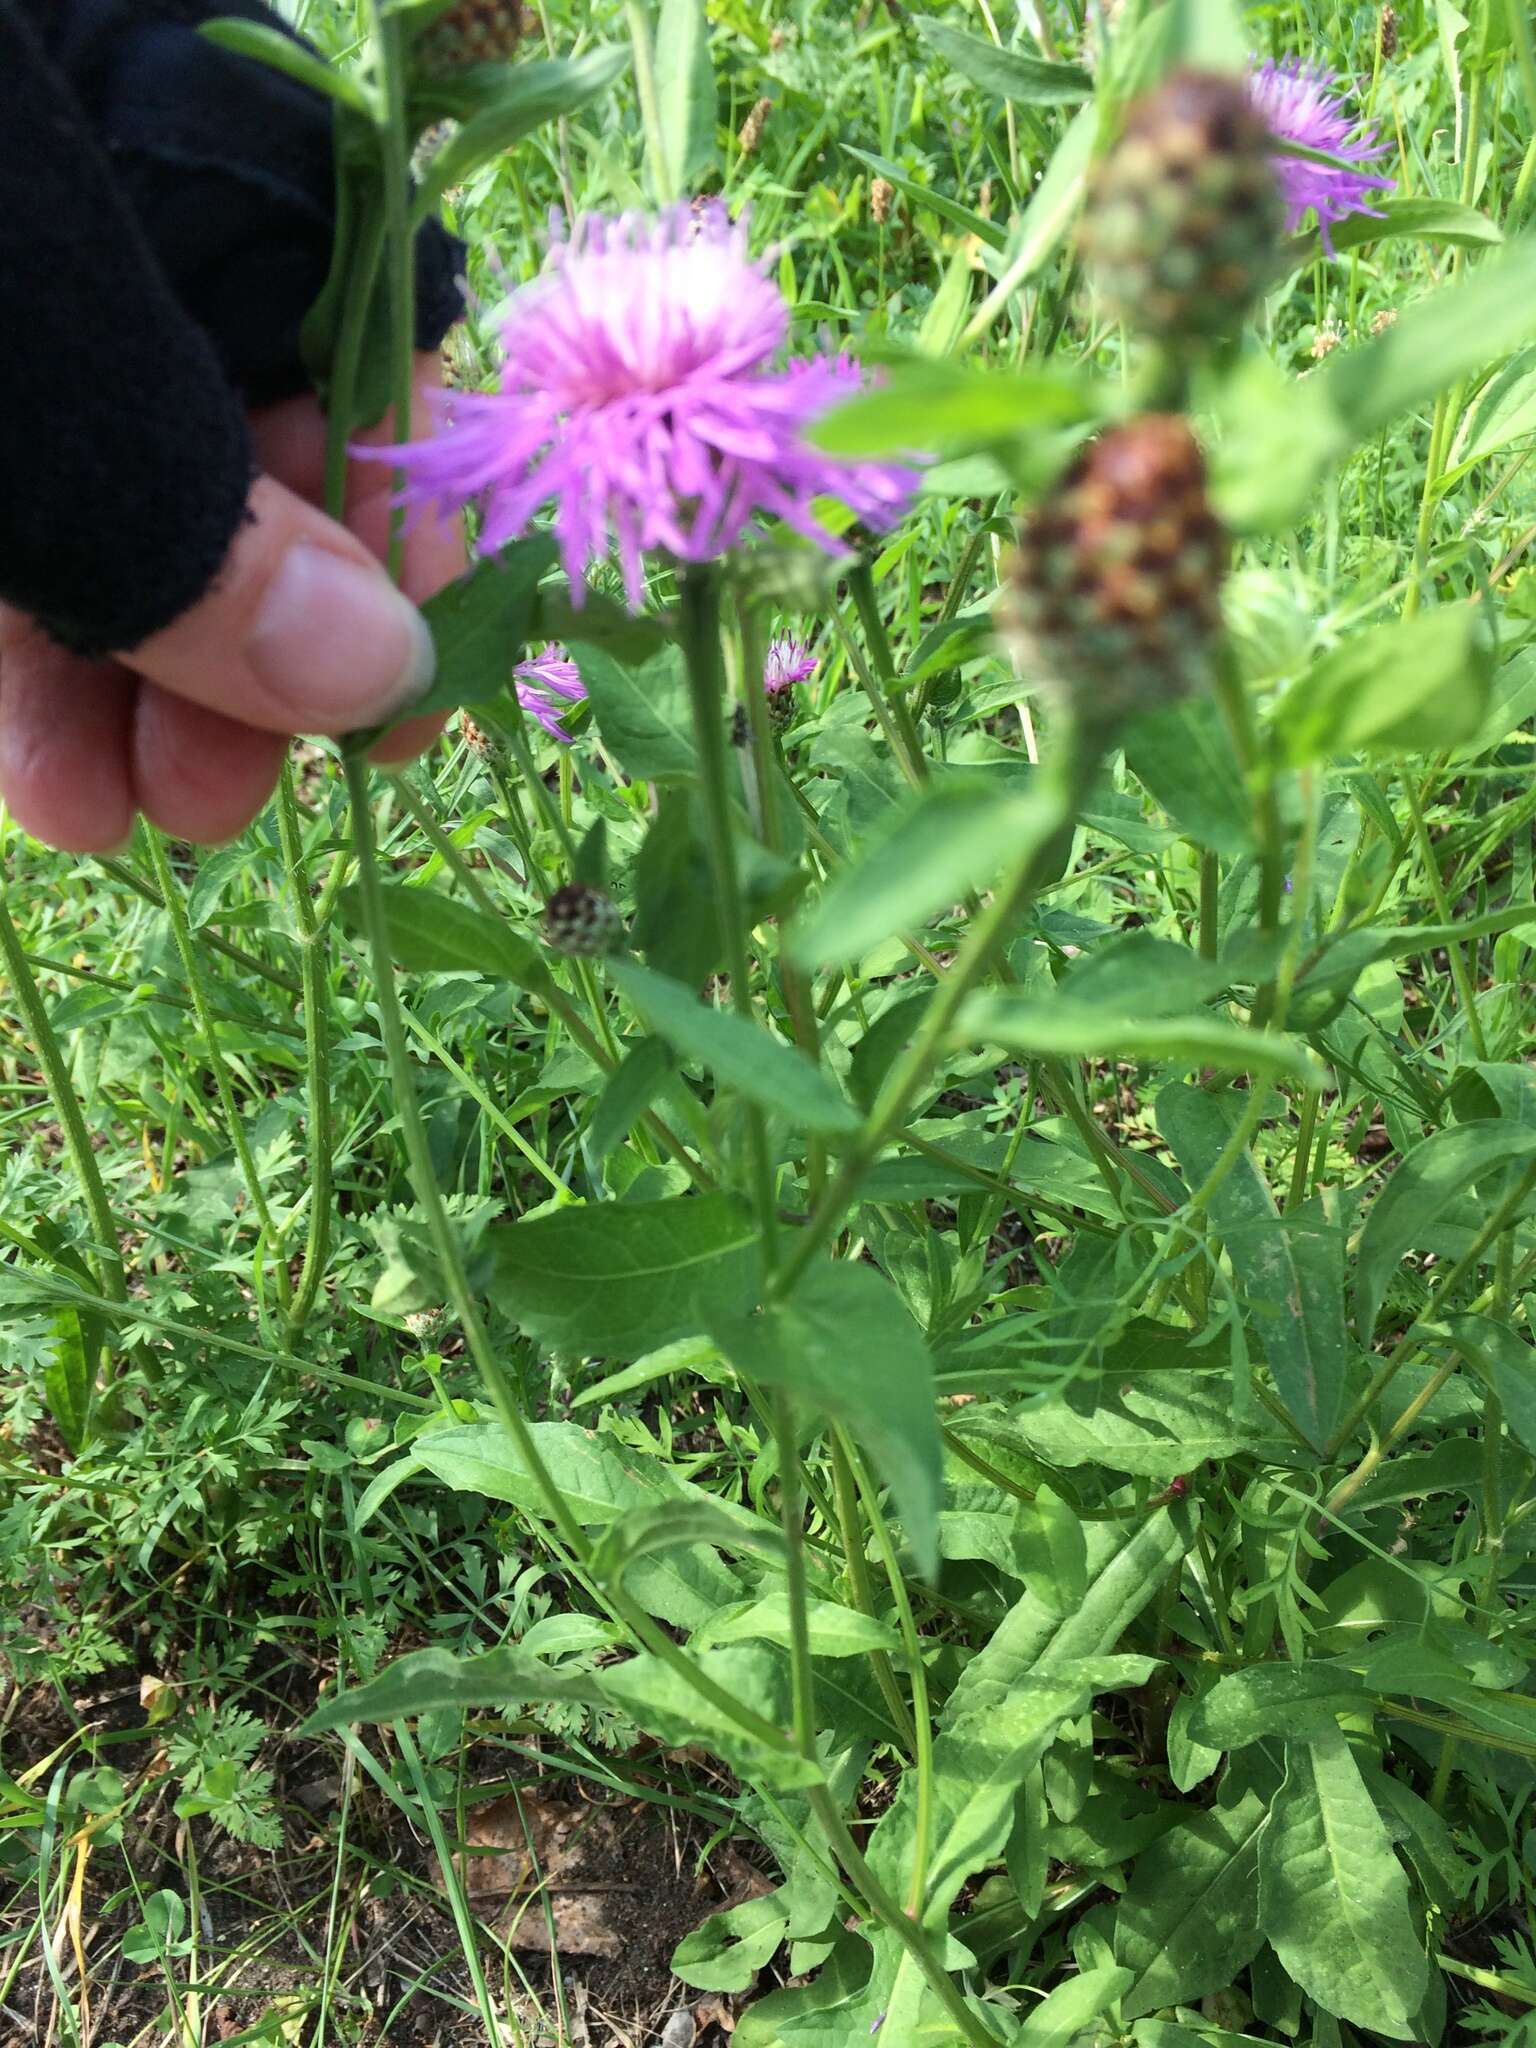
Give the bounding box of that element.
[607,960,861,1135]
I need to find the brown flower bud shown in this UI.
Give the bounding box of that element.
[415,0,524,77]
[870,176,895,225]
[999,416,1227,726]
[1080,69,1283,345]
[739,96,772,155]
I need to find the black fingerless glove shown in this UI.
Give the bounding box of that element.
[0,0,464,656]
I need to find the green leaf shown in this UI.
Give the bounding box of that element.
[672,1894,790,1994]
[809,356,1088,459]
[200,17,372,113]
[913,16,1093,104]
[411,49,629,220]
[1011,1486,1087,1617]
[337,883,553,995]
[654,0,718,190]
[414,1420,681,1525]
[1440,343,1536,491]
[1115,1795,1267,2018]
[596,1645,824,1789]
[1017,1966,1132,2045]
[702,1593,901,1658]
[866,1667,1104,1920]
[573,642,696,780]
[376,536,558,731]
[1159,1084,1350,1450]
[487,1196,761,1358]
[1258,1727,1429,2038]
[842,146,1008,254]
[1216,239,1536,531]
[589,1499,786,1585]
[1276,603,1493,765]
[42,1308,92,1455]
[710,1265,943,1579]
[1440,1313,1536,1455]
[1187,1664,1369,1748]
[959,993,1323,1087]
[1353,1121,1536,1340]
[303,1644,604,1733]
[606,960,861,1136]
[1002,1368,1289,1477]
[1293,196,1502,261]
[1124,692,1255,856]
[585,1037,675,1161]
[790,779,1050,967]
[414,1424,745,1629]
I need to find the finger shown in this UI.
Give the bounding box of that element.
[0,611,135,853]
[249,351,465,604]
[367,709,450,768]
[118,473,436,737]
[130,686,289,845]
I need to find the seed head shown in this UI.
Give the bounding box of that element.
[1310,321,1342,360]
[415,0,525,76]
[460,712,501,761]
[1081,70,1283,345]
[544,882,624,958]
[999,416,1226,727]
[739,97,772,155]
[1370,306,1398,337]
[870,177,895,226]
[1378,6,1398,60]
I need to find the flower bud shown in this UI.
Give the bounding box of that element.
[999,416,1226,726]
[544,882,624,958]
[1079,69,1283,345]
[415,0,525,77]
[1378,6,1398,60]
[870,176,895,226]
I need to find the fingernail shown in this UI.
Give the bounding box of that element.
[247,544,435,727]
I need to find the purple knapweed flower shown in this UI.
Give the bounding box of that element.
[360,204,917,608]
[514,643,585,743]
[1247,58,1394,251]
[763,635,817,698]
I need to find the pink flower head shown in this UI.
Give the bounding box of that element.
[1247,58,1393,252]
[514,642,585,743]
[763,635,817,699]
[360,205,918,607]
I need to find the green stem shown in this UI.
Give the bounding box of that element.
[1326,1158,1536,1460]
[145,833,288,1286]
[343,754,791,1758]
[679,567,779,1256]
[829,1434,917,1753]
[0,889,127,1305]
[776,740,1095,1297]
[95,859,304,999]
[844,1434,934,1918]
[1400,763,1488,1061]
[849,561,927,782]
[625,0,675,203]
[1198,849,1219,961]
[276,764,335,1332]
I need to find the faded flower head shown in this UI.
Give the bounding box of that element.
[1246,58,1393,250]
[363,205,917,608]
[514,643,585,743]
[999,416,1226,728]
[544,881,624,958]
[1081,69,1283,345]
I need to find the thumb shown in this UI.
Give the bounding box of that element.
[118,474,436,735]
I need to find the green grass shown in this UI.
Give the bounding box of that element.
[6,1,1536,2043]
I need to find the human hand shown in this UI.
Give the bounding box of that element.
[0,353,462,853]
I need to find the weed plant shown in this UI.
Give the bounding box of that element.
[5,0,1536,2043]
